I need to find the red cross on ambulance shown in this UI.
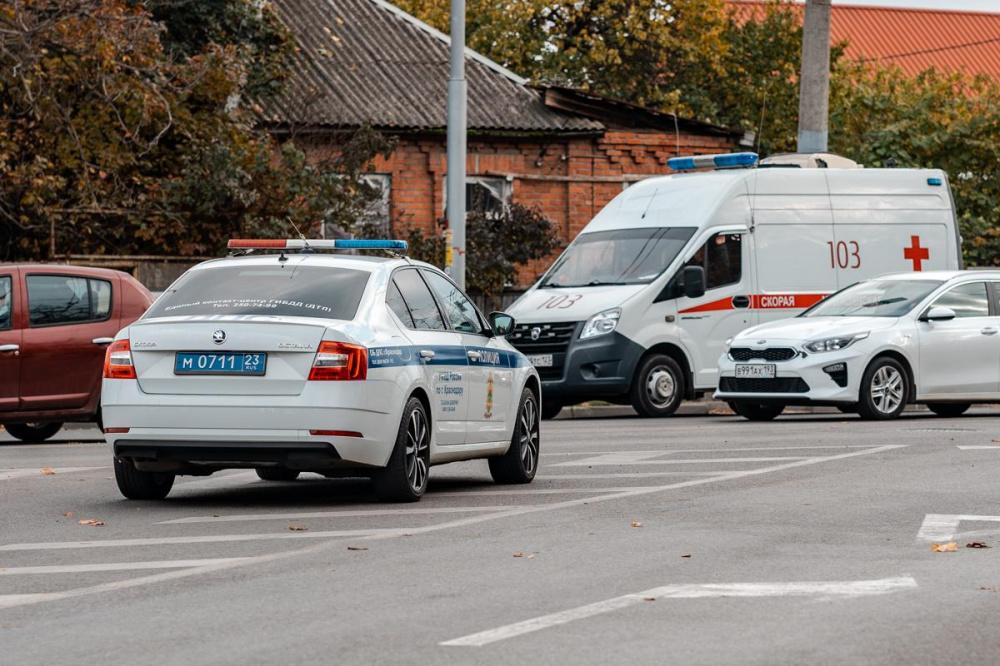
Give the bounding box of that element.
[904,235,929,271]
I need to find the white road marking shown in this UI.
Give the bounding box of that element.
[429,487,663,497]
[441,576,919,647]
[538,472,736,480]
[916,514,1000,542]
[544,445,877,456]
[551,451,669,465]
[0,467,106,481]
[0,558,251,575]
[0,528,412,551]
[550,456,810,467]
[956,446,1000,450]
[0,444,905,610]
[158,505,526,525]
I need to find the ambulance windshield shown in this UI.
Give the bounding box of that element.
[540,227,696,288]
[802,279,944,318]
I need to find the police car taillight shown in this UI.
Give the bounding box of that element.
[309,342,368,381]
[103,340,136,379]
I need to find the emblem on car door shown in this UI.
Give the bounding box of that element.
[212,330,227,345]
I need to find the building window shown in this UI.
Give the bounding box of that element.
[323,173,391,239]
[443,176,511,218]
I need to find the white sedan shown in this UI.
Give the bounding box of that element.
[101,240,541,502]
[717,271,1000,420]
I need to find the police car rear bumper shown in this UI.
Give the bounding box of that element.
[537,332,646,401]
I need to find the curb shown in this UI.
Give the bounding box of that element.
[554,401,954,420]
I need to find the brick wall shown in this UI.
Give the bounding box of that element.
[304,127,737,288]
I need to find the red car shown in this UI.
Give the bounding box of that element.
[0,264,153,442]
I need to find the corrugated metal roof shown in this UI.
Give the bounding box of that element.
[259,0,604,133]
[729,1,1000,79]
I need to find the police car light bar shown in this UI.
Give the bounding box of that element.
[668,152,759,171]
[227,239,408,251]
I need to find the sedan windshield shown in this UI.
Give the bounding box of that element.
[802,279,944,318]
[540,227,695,288]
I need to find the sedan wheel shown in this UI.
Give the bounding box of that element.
[858,358,908,420]
[489,388,540,484]
[373,397,430,502]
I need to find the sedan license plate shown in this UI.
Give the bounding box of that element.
[527,354,554,368]
[174,352,267,376]
[735,363,776,379]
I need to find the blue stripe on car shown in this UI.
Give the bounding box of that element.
[368,345,529,369]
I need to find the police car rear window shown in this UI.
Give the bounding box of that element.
[146,265,370,320]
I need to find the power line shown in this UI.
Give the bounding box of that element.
[857,35,1000,63]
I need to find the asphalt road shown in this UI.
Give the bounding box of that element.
[2,411,1000,664]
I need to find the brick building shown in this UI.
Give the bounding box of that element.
[263,0,743,287]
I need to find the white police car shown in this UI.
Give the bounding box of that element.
[101,239,541,502]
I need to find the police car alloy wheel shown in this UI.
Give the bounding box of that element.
[114,458,175,500]
[927,403,971,418]
[256,468,301,482]
[631,354,684,417]
[857,357,908,420]
[489,388,540,484]
[374,397,431,502]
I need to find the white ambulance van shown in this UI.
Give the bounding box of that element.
[505,152,962,418]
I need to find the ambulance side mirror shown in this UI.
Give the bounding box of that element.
[920,306,956,322]
[489,312,515,337]
[682,266,706,299]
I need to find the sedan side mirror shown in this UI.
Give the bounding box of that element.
[489,312,515,337]
[682,265,706,300]
[920,306,956,322]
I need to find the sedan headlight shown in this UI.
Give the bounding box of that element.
[804,332,870,353]
[580,308,621,340]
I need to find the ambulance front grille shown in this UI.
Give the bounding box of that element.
[729,348,797,362]
[508,322,580,354]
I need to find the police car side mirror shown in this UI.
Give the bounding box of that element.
[682,266,706,299]
[489,312,515,337]
[920,306,956,322]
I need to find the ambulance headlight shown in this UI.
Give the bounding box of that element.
[804,332,869,353]
[580,308,621,340]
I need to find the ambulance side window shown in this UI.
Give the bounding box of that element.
[685,233,742,290]
[391,269,446,331]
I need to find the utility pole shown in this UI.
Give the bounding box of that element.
[446,0,467,288]
[797,0,832,154]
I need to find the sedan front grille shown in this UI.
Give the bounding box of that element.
[729,347,797,362]
[719,377,810,393]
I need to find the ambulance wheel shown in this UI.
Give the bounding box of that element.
[730,402,785,421]
[114,458,174,500]
[4,422,63,442]
[255,468,300,482]
[373,397,429,502]
[631,354,684,417]
[927,403,971,418]
[489,388,540,484]
[541,400,563,420]
[857,357,908,420]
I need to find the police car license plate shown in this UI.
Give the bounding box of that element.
[174,352,267,376]
[527,354,554,368]
[735,364,776,379]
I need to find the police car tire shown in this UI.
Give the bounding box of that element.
[630,354,684,418]
[541,400,563,420]
[730,402,785,421]
[114,458,174,500]
[926,403,971,418]
[255,468,300,482]
[489,388,540,484]
[373,397,430,502]
[4,422,63,442]
[857,357,909,421]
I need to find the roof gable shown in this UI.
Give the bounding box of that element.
[260,0,603,133]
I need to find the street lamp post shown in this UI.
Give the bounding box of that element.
[797,0,832,154]
[446,0,467,288]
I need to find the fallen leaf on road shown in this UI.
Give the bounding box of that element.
[63,511,75,518]
[966,542,991,549]
[78,519,105,527]
[708,407,733,416]
[630,520,643,528]
[512,552,535,559]
[347,546,368,551]
[931,542,958,552]
[681,554,692,558]
[288,525,308,532]
[643,597,656,602]
[40,467,55,475]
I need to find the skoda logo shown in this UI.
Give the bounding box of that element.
[756,339,767,345]
[212,330,227,345]
[530,327,542,341]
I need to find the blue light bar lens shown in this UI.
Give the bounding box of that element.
[667,157,697,170]
[334,239,408,250]
[927,177,943,187]
[713,152,759,168]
